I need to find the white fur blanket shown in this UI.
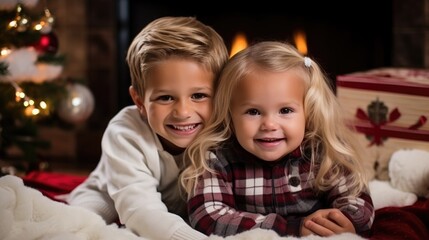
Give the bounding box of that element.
[0,175,143,240]
[0,175,365,240]
[2,148,428,240]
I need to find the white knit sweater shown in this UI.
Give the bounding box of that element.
[68,105,206,240]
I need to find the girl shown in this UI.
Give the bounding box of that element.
[181,41,374,238]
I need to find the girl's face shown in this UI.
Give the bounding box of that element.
[139,58,214,154]
[230,68,306,161]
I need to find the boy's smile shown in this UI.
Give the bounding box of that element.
[141,58,214,153]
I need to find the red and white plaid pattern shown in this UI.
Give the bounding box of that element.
[188,138,374,237]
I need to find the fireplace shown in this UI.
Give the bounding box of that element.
[116,0,394,107]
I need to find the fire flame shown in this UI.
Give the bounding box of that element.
[230,32,248,57]
[293,30,308,55]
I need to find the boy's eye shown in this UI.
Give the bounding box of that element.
[156,95,173,102]
[191,93,209,100]
[280,107,292,114]
[245,109,260,115]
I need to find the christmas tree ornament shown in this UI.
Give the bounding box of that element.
[57,83,95,124]
[34,31,58,54]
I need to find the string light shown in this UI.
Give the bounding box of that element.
[33,7,54,33]
[8,80,49,117]
[7,4,30,32]
[2,1,56,118]
[1,47,12,57]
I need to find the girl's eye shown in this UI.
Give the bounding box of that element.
[280,107,292,114]
[191,93,209,100]
[245,109,260,115]
[157,95,173,102]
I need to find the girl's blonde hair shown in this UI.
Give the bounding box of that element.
[126,16,229,98]
[181,41,368,197]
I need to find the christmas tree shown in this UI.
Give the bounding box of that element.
[0,0,94,171]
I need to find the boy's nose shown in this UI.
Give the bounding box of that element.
[173,100,191,119]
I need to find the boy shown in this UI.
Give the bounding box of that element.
[67,16,229,240]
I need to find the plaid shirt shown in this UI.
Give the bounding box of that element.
[188,138,374,237]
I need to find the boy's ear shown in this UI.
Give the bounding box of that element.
[129,86,146,116]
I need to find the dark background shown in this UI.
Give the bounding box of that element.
[116,1,393,109]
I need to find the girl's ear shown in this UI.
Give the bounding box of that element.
[129,86,146,116]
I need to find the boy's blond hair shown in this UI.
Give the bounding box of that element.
[126,16,229,98]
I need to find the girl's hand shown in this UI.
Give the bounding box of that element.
[300,209,356,237]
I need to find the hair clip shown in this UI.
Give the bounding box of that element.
[304,57,312,68]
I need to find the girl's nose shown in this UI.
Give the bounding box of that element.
[260,115,277,131]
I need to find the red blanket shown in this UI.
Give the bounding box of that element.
[23,171,87,202]
[23,171,429,239]
[370,198,429,240]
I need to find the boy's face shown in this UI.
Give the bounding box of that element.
[141,58,214,153]
[230,68,306,161]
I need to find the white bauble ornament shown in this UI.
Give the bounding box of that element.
[57,83,95,124]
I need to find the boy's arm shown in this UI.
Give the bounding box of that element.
[102,114,206,240]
